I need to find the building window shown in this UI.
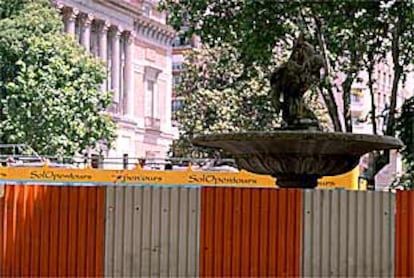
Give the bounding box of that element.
[172,34,190,47]
[172,62,184,71]
[173,75,182,86]
[145,79,158,118]
[144,66,161,129]
[172,98,184,113]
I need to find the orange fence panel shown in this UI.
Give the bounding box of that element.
[395,190,414,277]
[0,184,105,277]
[200,187,302,277]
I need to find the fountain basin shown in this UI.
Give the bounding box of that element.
[192,131,403,188]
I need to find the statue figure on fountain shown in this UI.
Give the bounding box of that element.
[270,33,324,130]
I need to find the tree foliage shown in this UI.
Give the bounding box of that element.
[0,0,116,156]
[162,0,414,185]
[172,45,280,157]
[394,96,414,189]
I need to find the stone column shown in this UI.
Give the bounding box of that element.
[123,31,135,116]
[110,26,122,111]
[63,7,78,35]
[79,14,93,51]
[98,21,110,92]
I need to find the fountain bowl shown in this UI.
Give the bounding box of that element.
[192,131,403,188]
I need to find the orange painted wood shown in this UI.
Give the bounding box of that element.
[39,186,51,276]
[240,189,252,275]
[77,187,88,276]
[200,187,302,277]
[395,190,414,277]
[213,188,223,276]
[21,187,32,276]
[30,186,41,276]
[231,188,242,276]
[0,184,105,277]
[49,186,60,276]
[95,187,105,275]
[86,188,97,276]
[67,186,79,276]
[4,185,14,276]
[0,186,4,274]
[58,186,69,276]
[222,188,233,276]
[259,190,269,276]
[250,190,260,277]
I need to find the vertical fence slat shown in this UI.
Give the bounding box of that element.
[259,190,269,277]
[159,188,170,276]
[122,186,134,277]
[231,188,242,276]
[150,187,161,276]
[0,185,5,275]
[103,186,200,277]
[240,188,252,276]
[395,190,414,277]
[0,184,105,277]
[200,187,302,277]
[49,187,60,276]
[30,186,41,276]
[302,189,395,277]
[58,186,69,276]
[222,188,233,277]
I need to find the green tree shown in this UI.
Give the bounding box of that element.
[394,96,414,189]
[0,0,116,156]
[162,0,414,187]
[172,45,280,157]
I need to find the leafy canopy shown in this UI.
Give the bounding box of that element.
[172,45,279,157]
[0,0,116,156]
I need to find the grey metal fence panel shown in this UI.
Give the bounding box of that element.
[104,186,200,277]
[302,190,395,277]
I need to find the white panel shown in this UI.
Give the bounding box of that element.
[302,190,396,277]
[104,186,200,277]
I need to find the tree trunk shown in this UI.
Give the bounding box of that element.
[368,13,404,185]
[342,74,355,132]
[367,63,377,135]
[318,86,343,131]
[386,65,402,136]
[313,15,343,132]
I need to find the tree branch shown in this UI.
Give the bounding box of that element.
[312,15,343,132]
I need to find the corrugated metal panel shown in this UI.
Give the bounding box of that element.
[0,184,105,277]
[104,186,200,277]
[302,190,395,277]
[395,190,414,277]
[200,187,302,277]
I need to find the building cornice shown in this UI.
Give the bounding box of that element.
[93,0,142,18]
[92,0,176,46]
[135,15,176,46]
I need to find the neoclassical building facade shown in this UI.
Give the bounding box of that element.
[53,0,175,160]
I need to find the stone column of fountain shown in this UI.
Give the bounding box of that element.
[192,34,402,188]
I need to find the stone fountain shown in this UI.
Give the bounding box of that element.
[192,34,403,188]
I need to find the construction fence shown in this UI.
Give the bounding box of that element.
[0,184,413,277]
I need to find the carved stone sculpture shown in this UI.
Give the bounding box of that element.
[270,33,324,129]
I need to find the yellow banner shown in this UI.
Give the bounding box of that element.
[0,164,359,189]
